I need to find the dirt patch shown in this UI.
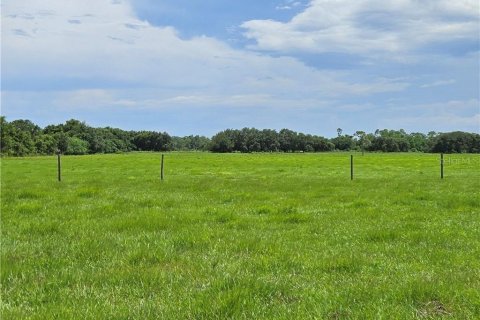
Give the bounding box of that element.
[416,300,452,318]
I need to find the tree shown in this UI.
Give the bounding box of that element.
[407,133,427,152]
[10,119,41,136]
[331,135,355,151]
[260,129,279,152]
[66,137,89,155]
[57,133,69,154]
[210,131,234,152]
[0,118,36,156]
[2,117,479,156]
[132,131,172,151]
[172,135,211,151]
[354,131,371,154]
[279,129,297,152]
[312,136,334,152]
[64,119,90,139]
[430,132,480,153]
[35,135,57,155]
[0,117,14,155]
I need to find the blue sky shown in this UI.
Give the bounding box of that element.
[2,0,479,137]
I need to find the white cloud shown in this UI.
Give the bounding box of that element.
[420,79,456,88]
[242,0,480,55]
[2,0,478,135]
[2,0,410,113]
[52,89,138,109]
[384,114,480,132]
[276,1,303,10]
[382,99,480,132]
[416,99,480,112]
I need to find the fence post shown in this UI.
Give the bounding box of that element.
[57,152,61,182]
[350,155,354,180]
[441,153,444,179]
[161,154,165,181]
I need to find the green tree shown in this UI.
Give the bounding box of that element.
[35,135,57,155]
[0,118,36,156]
[331,135,355,151]
[354,131,371,154]
[66,137,89,155]
[431,132,480,153]
[57,133,69,154]
[210,131,235,153]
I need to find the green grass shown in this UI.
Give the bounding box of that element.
[1,152,479,319]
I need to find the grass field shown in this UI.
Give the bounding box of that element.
[1,152,479,319]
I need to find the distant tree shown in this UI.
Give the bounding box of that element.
[66,137,89,155]
[0,118,37,156]
[35,135,57,155]
[430,132,480,153]
[10,119,41,136]
[407,132,427,152]
[132,131,172,151]
[331,135,355,151]
[2,117,479,156]
[260,129,280,152]
[354,131,371,154]
[210,130,234,152]
[312,136,335,152]
[427,131,438,139]
[43,124,64,135]
[171,135,210,151]
[243,128,262,152]
[367,129,413,152]
[57,133,69,154]
[0,117,14,155]
[396,138,410,152]
[63,119,90,139]
[279,129,297,152]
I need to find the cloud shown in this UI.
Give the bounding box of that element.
[384,114,480,132]
[415,99,480,112]
[52,89,138,109]
[420,79,456,88]
[2,0,410,108]
[276,1,303,10]
[242,0,479,55]
[381,99,480,132]
[2,0,477,135]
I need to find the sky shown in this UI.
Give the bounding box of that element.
[1,0,479,137]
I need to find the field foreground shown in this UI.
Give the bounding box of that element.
[1,152,479,319]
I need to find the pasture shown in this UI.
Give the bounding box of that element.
[1,152,479,319]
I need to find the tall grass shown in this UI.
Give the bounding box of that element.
[1,152,479,319]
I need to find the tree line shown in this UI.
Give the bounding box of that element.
[1,117,478,156]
